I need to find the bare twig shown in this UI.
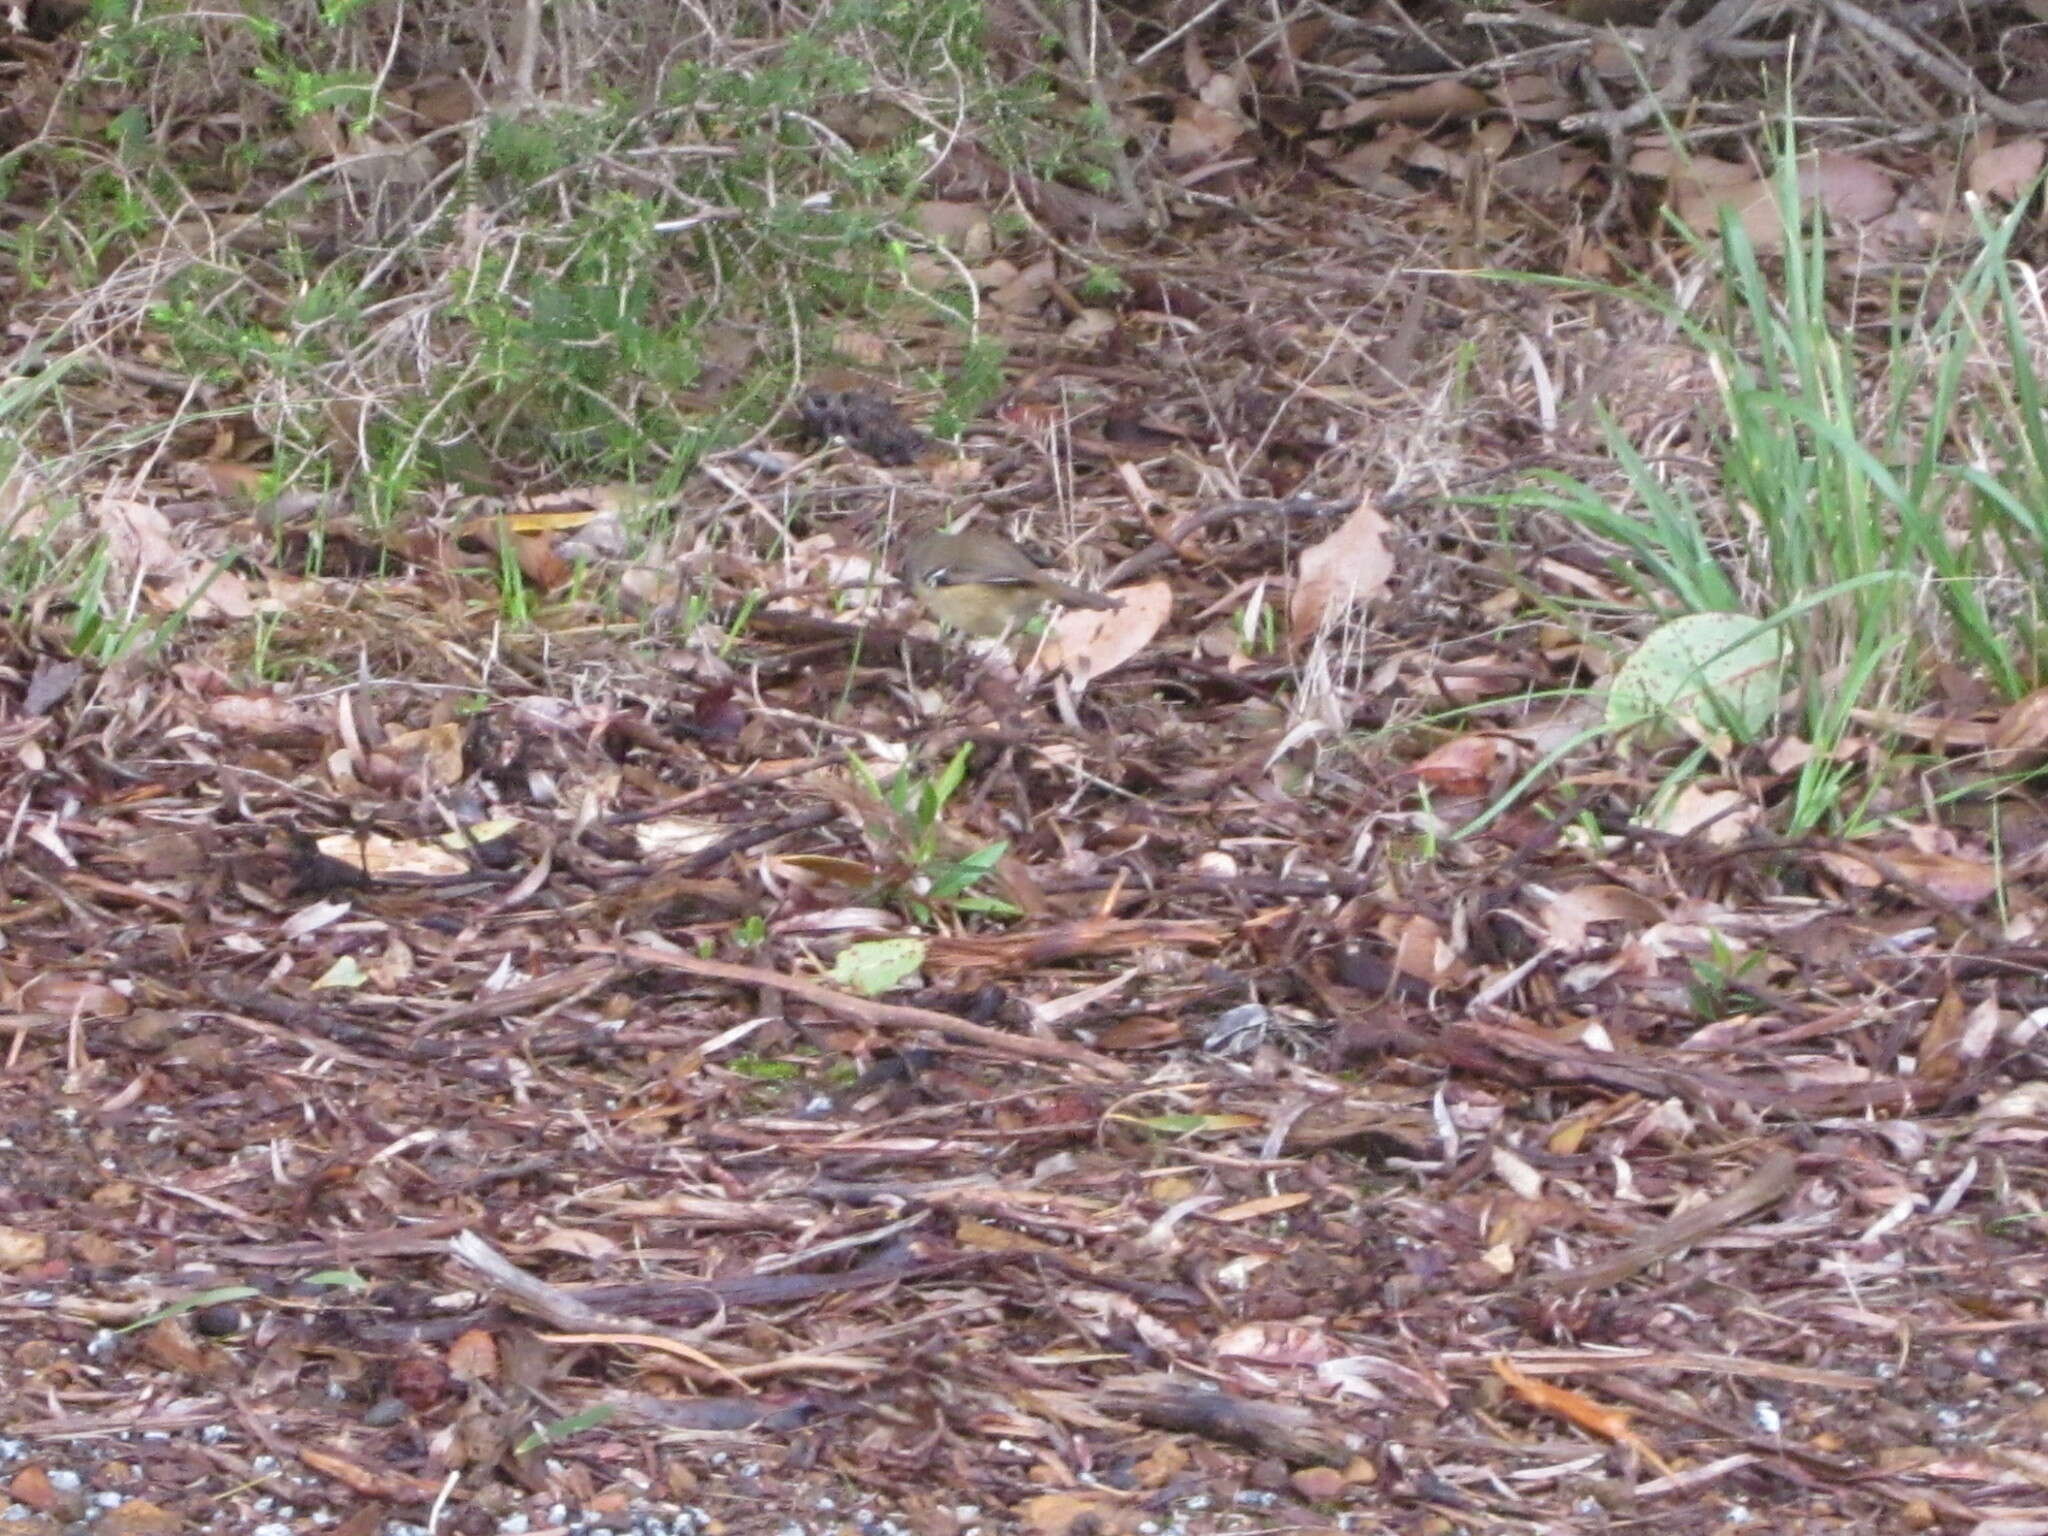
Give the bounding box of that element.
[1525,1146,1800,1293]
[1817,0,2048,128]
[583,941,1133,1078]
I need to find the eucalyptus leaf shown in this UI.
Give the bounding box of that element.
[1606,611,1785,745]
[830,937,928,996]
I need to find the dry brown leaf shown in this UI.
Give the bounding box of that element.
[1992,686,2048,764]
[532,1224,620,1260]
[395,76,485,128]
[1167,71,1248,166]
[17,975,130,1018]
[1918,987,1967,1086]
[989,255,1056,314]
[1094,1015,1183,1051]
[1876,846,2000,906]
[313,832,469,878]
[1658,784,1759,845]
[1491,73,1576,123]
[1214,1321,1339,1365]
[96,496,184,578]
[1969,137,2046,202]
[1320,79,1488,129]
[447,1328,499,1383]
[1495,141,1598,196]
[912,199,992,255]
[1674,175,1784,251]
[1019,1493,1140,1536]
[955,1218,1057,1254]
[381,721,465,788]
[831,327,890,365]
[1289,500,1392,644]
[1383,911,1470,987]
[299,1446,442,1503]
[1670,154,1894,251]
[0,1225,50,1269]
[1405,732,1503,796]
[1850,704,1995,748]
[1208,1191,1311,1222]
[1534,884,1664,953]
[178,459,268,502]
[153,562,256,619]
[206,690,328,739]
[1631,148,1752,185]
[1803,152,1897,223]
[1042,579,1171,691]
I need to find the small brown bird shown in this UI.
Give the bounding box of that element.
[900,529,1119,637]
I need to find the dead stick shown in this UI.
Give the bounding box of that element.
[1524,1146,1799,1294]
[581,941,1131,1079]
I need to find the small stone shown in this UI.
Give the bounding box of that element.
[193,1305,244,1337]
[361,1397,409,1428]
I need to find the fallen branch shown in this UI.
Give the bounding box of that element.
[1098,1376,1354,1465]
[1526,1145,1800,1293]
[582,941,1132,1078]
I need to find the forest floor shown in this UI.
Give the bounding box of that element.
[4,4,2048,1535]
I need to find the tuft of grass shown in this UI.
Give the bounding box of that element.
[847,742,1016,925]
[0,0,1124,641]
[1480,124,2048,829]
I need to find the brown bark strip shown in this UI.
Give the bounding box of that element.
[585,941,1132,1078]
[414,955,622,1033]
[1451,1020,1919,1115]
[924,917,1225,969]
[1528,1146,1800,1294]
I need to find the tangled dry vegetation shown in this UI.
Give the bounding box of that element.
[8,2,2048,1535]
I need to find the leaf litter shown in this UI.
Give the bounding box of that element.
[6,6,2048,1536]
